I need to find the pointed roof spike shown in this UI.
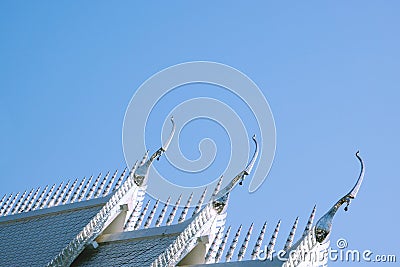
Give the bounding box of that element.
[166,194,182,226]
[192,188,207,217]
[251,221,267,260]
[11,190,27,214]
[0,193,13,216]
[25,187,41,212]
[225,224,242,262]
[18,188,35,213]
[315,151,365,243]
[213,136,259,214]
[238,223,254,261]
[134,200,151,230]
[40,184,56,209]
[155,196,171,227]
[94,171,110,198]
[302,205,317,237]
[70,177,86,203]
[211,176,224,199]
[284,217,299,251]
[124,202,140,231]
[266,220,281,259]
[47,182,65,207]
[144,199,160,229]
[133,117,176,187]
[54,180,70,206]
[103,169,119,196]
[4,192,20,216]
[78,176,93,202]
[0,194,7,209]
[178,192,193,223]
[32,185,49,211]
[205,227,223,263]
[62,179,78,204]
[86,173,102,200]
[215,226,231,263]
[113,168,127,192]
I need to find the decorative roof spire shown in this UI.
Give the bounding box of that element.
[315,151,365,243]
[86,173,102,200]
[284,217,299,251]
[32,186,48,211]
[215,226,231,263]
[155,196,171,227]
[70,178,85,203]
[18,188,35,213]
[124,202,140,231]
[113,168,127,191]
[266,220,281,259]
[205,227,222,263]
[0,193,13,215]
[225,224,242,262]
[54,180,70,206]
[166,194,182,225]
[62,179,78,204]
[178,192,193,223]
[211,176,224,199]
[0,194,6,209]
[134,200,150,230]
[133,117,175,187]
[251,221,267,260]
[25,187,40,212]
[94,172,109,198]
[4,192,20,216]
[11,190,26,214]
[144,199,159,229]
[40,184,56,209]
[103,169,119,196]
[78,176,93,202]
[192,188,207,217]
[213,135,259,213]
[238,223,254,261]
[302,205,316,237]
[48,181,64,207]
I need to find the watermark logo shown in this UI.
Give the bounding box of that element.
[122,61,276,203]
[256,238,396,264]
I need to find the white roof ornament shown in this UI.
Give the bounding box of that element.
[225,224,242,262]
[144,199,159,229]
[251,221,267,260]
[237,223,254,261]
[315,151,365,243]
[302,205,316,237]
[192,188,207,217]
[133,117,175,187]
[166,194,182,225]
[212,135,259,213]
[211,176,223,199]
[102,169,119,196]
[215,226,231,263]
[178,193,193,223]
[266,220,281,259]
[155,196,171,227]
[284,217,299,251]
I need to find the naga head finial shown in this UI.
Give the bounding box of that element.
[212,135,259,213]
[315,151,365,243]
[133,117,176,186]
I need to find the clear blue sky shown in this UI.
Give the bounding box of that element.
[1,1,399,265]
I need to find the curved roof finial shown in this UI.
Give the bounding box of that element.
[315,151,365,243]
[134,117,176,186]
[212,135,259,213]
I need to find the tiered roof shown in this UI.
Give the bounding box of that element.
[0,117,365,267]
